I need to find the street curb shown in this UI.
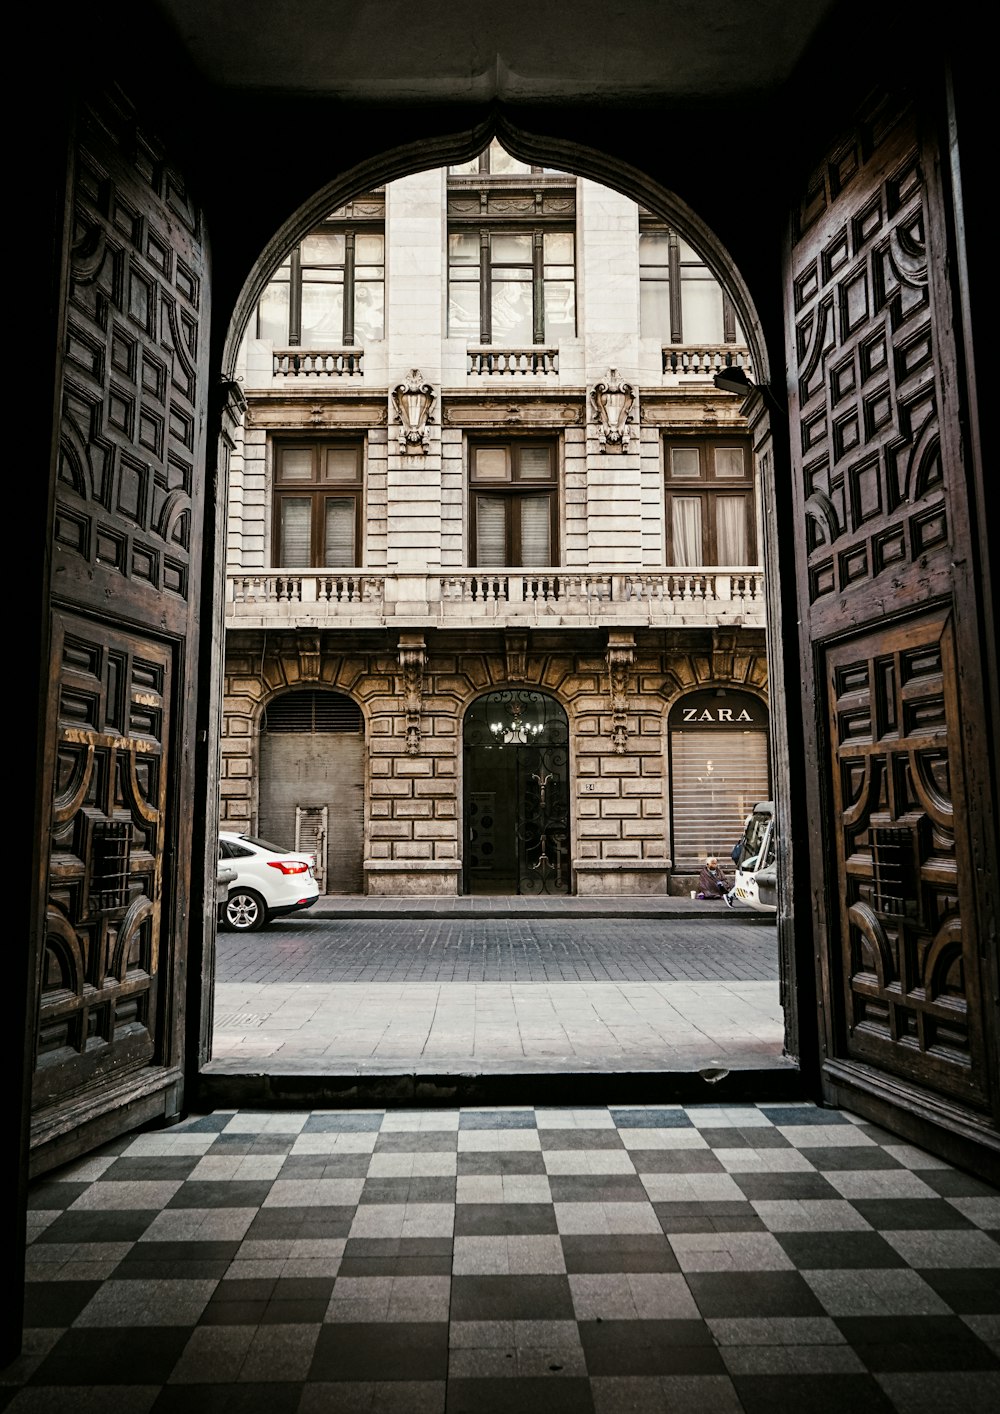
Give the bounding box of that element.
[304,906,776,923]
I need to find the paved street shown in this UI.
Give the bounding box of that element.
[211,913,786,1076]
[216,917,777,984]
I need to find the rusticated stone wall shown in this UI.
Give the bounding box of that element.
[220,629,768,895]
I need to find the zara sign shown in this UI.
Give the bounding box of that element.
[668,690,768,730]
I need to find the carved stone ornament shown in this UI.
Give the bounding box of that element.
[591,369,636,452]
[390,370,436,454]
[398,632,426,754]
[606,631,635,755]
[298,634,322,682]
[504,631,528,682]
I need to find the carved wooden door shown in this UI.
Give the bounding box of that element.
[787,92,999,1160]
[34,85,209,1170]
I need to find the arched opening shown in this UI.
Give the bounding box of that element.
[463,689,571,895]
[258,689,365,894]
[204,131,790,1084]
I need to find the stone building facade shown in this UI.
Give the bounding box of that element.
[220,150,770,895]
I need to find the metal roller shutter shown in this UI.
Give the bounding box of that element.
[670,729,770,867]
[259,692,365,893]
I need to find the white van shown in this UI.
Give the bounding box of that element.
[731,800,777,912]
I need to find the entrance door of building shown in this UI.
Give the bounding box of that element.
[463,690,570,895]
[258,691,365,894]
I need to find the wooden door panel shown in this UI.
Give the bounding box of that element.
[33,85,208,1170]
[37,617,171,1110]
[825,610,986,1107]
[787,93,998,1156]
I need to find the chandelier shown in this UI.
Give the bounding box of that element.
[490,701,543,746]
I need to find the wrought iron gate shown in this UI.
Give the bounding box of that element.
[463,690,570,895]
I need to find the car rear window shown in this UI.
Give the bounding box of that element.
[241,835,289,853]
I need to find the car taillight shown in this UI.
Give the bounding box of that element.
[267,860,309,875]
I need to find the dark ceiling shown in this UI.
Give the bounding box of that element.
[150,0,841,106]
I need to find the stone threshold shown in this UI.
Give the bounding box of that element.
[193,1060,803,1110]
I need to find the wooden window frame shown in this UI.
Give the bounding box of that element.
[663,435,756,567]
[271,438,364,569]
[449,140,561,177]
[256,214,384,348]
[448,223,576,345]
[468,438,559,568]
[640,218,738,344]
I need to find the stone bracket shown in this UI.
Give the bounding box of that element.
[504,631,528,682]
[606,630,636,755]
[398,632,426,755]
[297,633,321,682]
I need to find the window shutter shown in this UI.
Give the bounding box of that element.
[279,498,312,566]
[520,496,551,566]
[476,496,507,566]
[323,497,356,566]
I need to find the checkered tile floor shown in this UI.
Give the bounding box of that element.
[7,1103,999,1412]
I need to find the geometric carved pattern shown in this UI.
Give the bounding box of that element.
[58,90,206,625]
[35,78,207,1149]
[37,614,171,1108]
[790,105,946,615]
[826,610,986,1107]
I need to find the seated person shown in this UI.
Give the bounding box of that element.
[698,856,729,900]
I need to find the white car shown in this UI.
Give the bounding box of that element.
[218,831,320,931]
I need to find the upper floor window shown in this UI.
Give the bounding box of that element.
[448,145,576,345]
[449,229,575,344]
[640,222,741,346]
[664,436,755,567]
[256,197,385,348]
[272,440,363,568]
[470,440,558,567]
[449,140,565,177]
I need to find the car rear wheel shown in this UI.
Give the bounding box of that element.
[224,888,268,932]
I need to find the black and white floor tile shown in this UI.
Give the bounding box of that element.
[5,1102,999,1412]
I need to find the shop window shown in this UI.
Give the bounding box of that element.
[469,440,558,567]
[272,440,363,568]
[664,436,756,567]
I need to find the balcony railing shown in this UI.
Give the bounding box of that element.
[467,347,559,375]
[272,349,364,377]
[661,345,753,378]
[226,568,765,628]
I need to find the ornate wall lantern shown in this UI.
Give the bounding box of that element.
[590,368,636,452]
[391,369,436,454]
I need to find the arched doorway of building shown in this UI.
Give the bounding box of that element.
[463,689,570,895]
[668,689,770,874]
[258,689,365,894]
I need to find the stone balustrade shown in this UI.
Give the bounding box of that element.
[226,568,766,628]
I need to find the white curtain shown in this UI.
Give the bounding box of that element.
[716,496,747,565]
[671,497,703,566]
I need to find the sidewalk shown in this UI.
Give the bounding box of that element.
[209,907,787,1093]
[307,893,774,920]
